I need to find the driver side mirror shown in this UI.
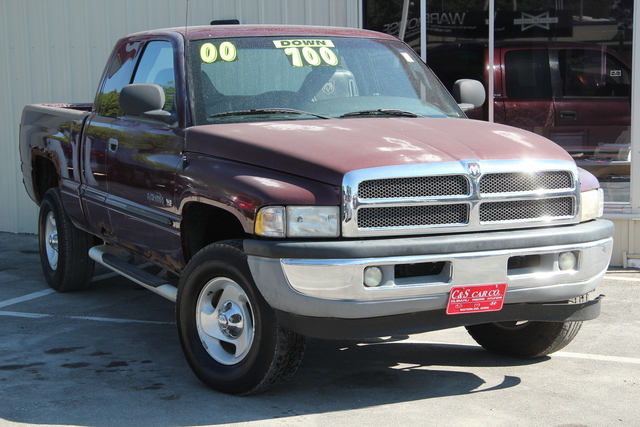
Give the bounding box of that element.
[119,83,174,123]
[452,79,486,112]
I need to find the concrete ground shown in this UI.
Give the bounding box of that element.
[0,231,638,427]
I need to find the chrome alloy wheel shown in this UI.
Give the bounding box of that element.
[44,211,59,270]
[196,277,255,365]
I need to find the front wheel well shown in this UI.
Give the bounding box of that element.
[181,203,250,263]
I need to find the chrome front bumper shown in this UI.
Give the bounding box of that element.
[244,220,613,320]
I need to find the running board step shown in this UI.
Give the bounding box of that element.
[89,245,178,302]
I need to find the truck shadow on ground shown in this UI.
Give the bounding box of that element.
[292,336,529,398]
[0,315,542,427]
[0,242,541,426]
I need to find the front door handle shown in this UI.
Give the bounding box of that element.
[559,110,578,120]
[108,138,119,153]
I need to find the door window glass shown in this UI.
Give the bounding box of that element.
[132,41,176,113]
[98,41,141,118]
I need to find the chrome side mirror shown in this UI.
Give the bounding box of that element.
[452,79,486,112]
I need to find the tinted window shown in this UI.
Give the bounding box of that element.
[504,49,552,99]
[558,48,631,98]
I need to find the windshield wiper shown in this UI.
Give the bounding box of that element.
[340,109,422,118]
[210,108,330,119]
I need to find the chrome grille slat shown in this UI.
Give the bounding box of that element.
[480,171,572,194]
[342,160,581,237]
[358,204,468,228]
[359,175,469,199]
[479,198,575,223]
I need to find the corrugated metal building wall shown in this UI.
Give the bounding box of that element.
[0,0,360,233]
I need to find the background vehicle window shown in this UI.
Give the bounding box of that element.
[504,50,552,99]
[427,45,486,93]
[559,49,631,98]
[133,41,176,113]
[98,41,141,118]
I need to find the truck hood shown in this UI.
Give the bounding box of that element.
[185,117,574,185]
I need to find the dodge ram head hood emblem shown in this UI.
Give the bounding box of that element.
[468,162,481,178]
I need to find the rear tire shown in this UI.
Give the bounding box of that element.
[38,188,95,292]
[176,240,306,395]
[465,319,583,358]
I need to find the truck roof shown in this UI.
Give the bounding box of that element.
[126,24,397,41]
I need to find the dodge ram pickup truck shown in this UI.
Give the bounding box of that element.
[20,25,613,395]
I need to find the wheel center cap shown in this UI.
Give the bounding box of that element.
[217,312,229,330]
[48,231,59,252]
[217,301,244,339]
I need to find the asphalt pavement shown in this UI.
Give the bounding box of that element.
[0,231,639,427]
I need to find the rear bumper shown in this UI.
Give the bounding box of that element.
[244,220,613,335]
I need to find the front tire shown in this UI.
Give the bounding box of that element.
[176,241,306,395]
[38,188,95,292]
[465,319,583,358]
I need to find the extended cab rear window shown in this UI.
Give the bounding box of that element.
[504,49,552,99]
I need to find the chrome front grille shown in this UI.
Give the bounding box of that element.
[342,160,580,237]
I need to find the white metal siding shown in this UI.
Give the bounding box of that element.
[0,0,360,233]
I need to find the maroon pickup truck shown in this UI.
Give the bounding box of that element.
[428,41,632,157]
[20,25,613,395]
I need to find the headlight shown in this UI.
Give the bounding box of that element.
[580,188,604,222]
[255,206,340,238]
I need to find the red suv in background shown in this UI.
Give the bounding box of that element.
[428,42,632,160]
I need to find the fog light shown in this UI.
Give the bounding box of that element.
[558,251,577,271]
[364,266,383,287]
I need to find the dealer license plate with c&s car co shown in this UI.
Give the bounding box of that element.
[446,283,508,315]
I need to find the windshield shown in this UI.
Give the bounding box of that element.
[187,36,463,125]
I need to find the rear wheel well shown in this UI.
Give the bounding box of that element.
[181,203,250,263]
[33,156,59,204]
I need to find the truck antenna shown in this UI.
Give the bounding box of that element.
[185,0,189,36]
[184,0,190,128]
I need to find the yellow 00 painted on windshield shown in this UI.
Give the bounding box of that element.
[200,42,238,63]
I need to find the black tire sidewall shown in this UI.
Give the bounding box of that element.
[38,188,93,292]
[38,190,67,290]
[466,320,580,358]
[176,243,278,395]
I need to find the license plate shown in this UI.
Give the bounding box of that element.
[446,283,507,315]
